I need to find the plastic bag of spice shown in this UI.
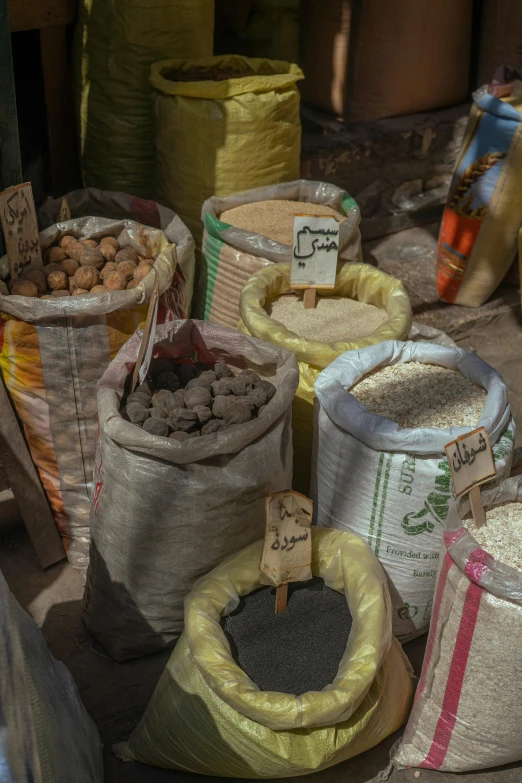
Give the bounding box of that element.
[113,529,415,777]
[83,319,298,661]
[151,56,304,246]
[312,340,515,642]
[239,261,412,494]
[197,179,362,326]
[0,189,193,569]
[391,476,522,773]
[0,569,103,782]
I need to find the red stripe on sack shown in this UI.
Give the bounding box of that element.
[415,552,453,702]
[421,580,483,770]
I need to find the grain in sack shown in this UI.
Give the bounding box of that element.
[113,530,414,777]
[436,83,522,307]
[392,476,522,773]
[240,262,412,495]
[0,189,194,568]
[84,319,298,661]
[312,341,515,642]
[198,179,362,327]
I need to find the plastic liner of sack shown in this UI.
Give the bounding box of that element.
[197,179,362,327]
[239,261,412,494]
[114,529,415,777]
[150,56,304,246]
[74,0,214,198]
[312,341,515,642]
[390,476,522,774]
[436,84,522,307]
[0,190,194,570]
[0,569,103,782]
[83,319,298,661]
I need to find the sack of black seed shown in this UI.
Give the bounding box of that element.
[83,319,299,661]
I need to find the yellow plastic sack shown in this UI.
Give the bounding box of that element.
[114,529,414,778]
[150,55,304,244]
[74,0,214,197]
[239,262,412,493]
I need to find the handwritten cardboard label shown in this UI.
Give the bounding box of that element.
[0,183,42,279]
[131,270,160,392]
[260,491,313,587]
[444,426,496,499]
[290,215,339,289]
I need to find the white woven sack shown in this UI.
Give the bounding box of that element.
[312,340,515,641]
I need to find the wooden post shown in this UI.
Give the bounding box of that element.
[275,583,288,615]
[303,287,317,309]
[469,485,486,529]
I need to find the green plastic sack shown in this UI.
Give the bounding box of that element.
[74,0,214,198]
[239,262,412,494]
[150,55,304,245]
[114,529,414,778]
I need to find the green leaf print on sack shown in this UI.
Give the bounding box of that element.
[492,426,514,462]
[401,460,452,536]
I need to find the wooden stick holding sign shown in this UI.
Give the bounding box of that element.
[131,268,160,393]
[259,490,313,614]
[291,215,340,309]
[59,197,71,223]
[444,426,496,529]
[0,182,42,279]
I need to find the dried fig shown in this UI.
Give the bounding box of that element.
[148,358,174,379]
[193,405,213,425]
[72,288,89,296]
[127,392,151,407]
[214,362,233,379]
[127,403,150,425]
[231,374,254,396]
[161,390,186,415]
[185,377,212,392]
[143,417,169,437]
[103,271,127,290]
[212,395,234,419]
[11,280,38,297]
[256,379,276,401]
[201,419,225,435]
[168,408,198,433]
[44,247,68,264]
[174,363,198,386]
[184,387,212,409]
[239,369,261,385]
[198,370,217,383]
[150,408,166,419]
[48,270,68,290]
[127,280,139,290]
[156,372,181,392]
[151,390,172,409]
[247,388,268,408]
[223,402,254,427]
[89,285,108,294]
[212,378,234,397]
[73,266,100,291]
[136,381,153,397]
[80,248,105,270]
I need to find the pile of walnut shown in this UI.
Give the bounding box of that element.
[10,235,155,298]
[122,358,276,441]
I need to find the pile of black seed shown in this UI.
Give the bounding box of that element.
[121,357,276,440]
[222,578,353,695]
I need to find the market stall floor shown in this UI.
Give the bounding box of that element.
[1,306,522,781]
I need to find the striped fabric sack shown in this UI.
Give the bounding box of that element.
[394,479,522,772]
[0,192,194,569]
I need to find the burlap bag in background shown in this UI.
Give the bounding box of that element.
[0,190,194,568]
[313,341,515,641]
[392,476,522,773]
[83,319,299,661]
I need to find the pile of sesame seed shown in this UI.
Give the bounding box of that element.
[465,502,522,571]
[350,362,486,429]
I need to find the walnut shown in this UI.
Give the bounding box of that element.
[100,236,119,251]
[72,288,89,296]
[11,280,38,297]
[73,266,100,291]
[115,247,139,265]
[133,263,153,282]
[167,408,198,432]
[68,277,76,294]
[68,241,92,262]
[44,247,68,264]
[143,417,169,437]
[214,362,233,379]
[127,280,139,289]
[61,258,79,277]
[43,263,62,278]
[80,248,104,270]
[201,419,225,435]
[48,270,68,290]
[100,243,117,263]
[126,403,150,425]
[223,402,254,427]
[82,239,98,248]
[103,271,127,290]
[100,262,117,280]
[59,235,77,250]
[89,285,108,293]
[184,387,212,409]
[50,290,71,297]
[116,260,137,280]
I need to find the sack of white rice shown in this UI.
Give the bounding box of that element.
[392,476,522,773]
[312,341,515,642]
[197,179,362,327]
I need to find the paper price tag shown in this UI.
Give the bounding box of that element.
[444,426,496,499]
[290,215,339,289]
[260,491,313,588]
[0,183,42,279]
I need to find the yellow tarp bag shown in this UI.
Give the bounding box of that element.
[150,55,303,245]
[114,529,414,778]
[239,262,412,493]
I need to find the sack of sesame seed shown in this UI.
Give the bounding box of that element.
[312,340,515,642]
[391,475,522,773]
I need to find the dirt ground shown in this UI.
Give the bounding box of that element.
[1,251,522,781]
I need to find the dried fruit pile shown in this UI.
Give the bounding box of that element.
[122,358,276,440]
[9,235,156,298]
